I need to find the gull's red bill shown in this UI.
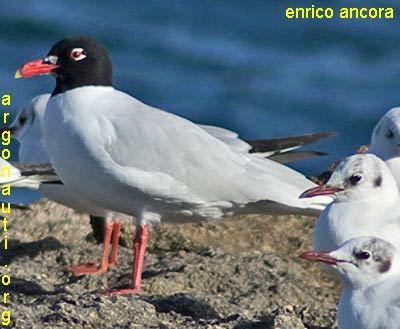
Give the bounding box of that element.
[15,59,59,79]
[299,184,343,198]
[299,251,344,265]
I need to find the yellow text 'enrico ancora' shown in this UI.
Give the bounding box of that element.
[286,5,394,20]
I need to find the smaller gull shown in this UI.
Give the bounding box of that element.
[368,106,400,189]
[7,94,127,275]
[300,154,400,277]
[300,236,400,329]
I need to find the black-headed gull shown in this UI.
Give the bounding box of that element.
[16,35,332,294]
[300,236,400,329]
[300,154,400,276]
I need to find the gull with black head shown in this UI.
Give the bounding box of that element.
[16,35,332,294]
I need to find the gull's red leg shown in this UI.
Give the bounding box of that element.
[68,221,114,275]
[102,224,149,295]
[109,221,122,267]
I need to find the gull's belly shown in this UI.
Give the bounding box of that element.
[40,184,108,217]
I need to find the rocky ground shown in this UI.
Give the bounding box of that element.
[1,199,340,328]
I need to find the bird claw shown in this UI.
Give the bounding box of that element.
[67,262,107,276]
[100,287,141,295]
[108,260,118,267]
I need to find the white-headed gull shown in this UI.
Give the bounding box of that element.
[16,35,332,294]
[368,107,400,188]
[6,94,127,275]
[300,154,400,277]
[300,236,400,329]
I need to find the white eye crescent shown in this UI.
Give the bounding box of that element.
[70,48,87,61]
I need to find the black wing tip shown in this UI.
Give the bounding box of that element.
[246,131,338,154]
[9,161,56,176]
[277,131,338,142]
[269,150,329,164]
[42,180,64,185]
[308,131,338,139]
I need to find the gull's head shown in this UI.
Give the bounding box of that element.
[300,236,398,289]
[16,36,113,95]
[7,94,50,142]
[370,107,400,160]
[300,154,398,203]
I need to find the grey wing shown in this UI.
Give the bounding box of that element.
[198,125,251,153]
[98,94,331,210]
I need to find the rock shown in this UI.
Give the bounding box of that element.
[4,199,339,328]
[273,305,305,329]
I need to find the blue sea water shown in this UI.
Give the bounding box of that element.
[0,0,400,203]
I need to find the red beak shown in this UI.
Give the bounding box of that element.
[299,251,344,265]
[299,184,344,198]
[15,59,59,79]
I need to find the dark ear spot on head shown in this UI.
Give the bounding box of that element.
[379,260,391,273]
[374,176,382,187]
[386,129,395,139]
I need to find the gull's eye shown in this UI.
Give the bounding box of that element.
[386,129,394,139]
[348,174,362,186]
[355,251,371,260]
[18,116,27,126]
[70,48,87,61]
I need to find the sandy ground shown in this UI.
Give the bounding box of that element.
[0,199,340,328]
